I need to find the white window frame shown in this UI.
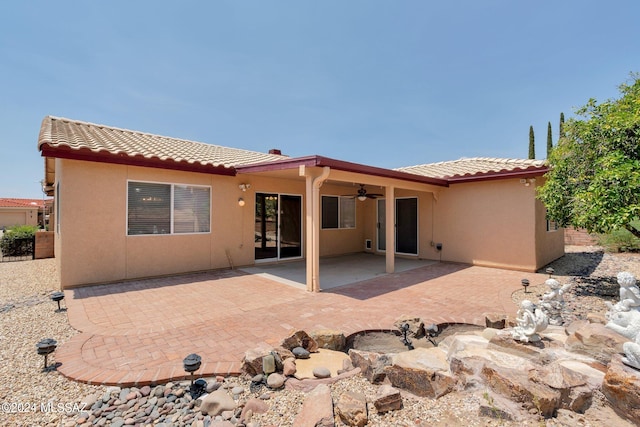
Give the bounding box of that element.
[321,195,356,230]
[127,180,211,236]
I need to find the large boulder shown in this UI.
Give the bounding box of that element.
[564,322,626,365]
[602,354,640,425]
[384,348,457,398]
[373,384,402,413]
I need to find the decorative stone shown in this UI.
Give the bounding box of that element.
[206,380,221,393]
[283,357,297,376]
[565,322,627,364]
[310,329,346,351]
[373,384,402,413]
[231,386,245,396]
[393,316,425,339]
[312,367,331,379]
[336,391,368,427]
[348,349,393,384]
[292,383,334,427]
[266,373,286,389]
[292,346,310,359]
[281,330,319,353]
[294,349,350,379]
[199,390,236,416]
[602,354,640,425]
[484,312,507,329]
[262,354,276,375]
[240,398,269,421]
[241,343,277,376]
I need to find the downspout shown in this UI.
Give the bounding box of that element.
[310,167,330,292]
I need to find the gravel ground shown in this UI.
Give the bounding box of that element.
[1,248,639,427]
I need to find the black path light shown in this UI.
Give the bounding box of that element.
[546,267,555,278]
[399,323,414,350]
[183,353,205,398]
[50,291,65,312]
[36,338,57,371]
[521,279,530,293]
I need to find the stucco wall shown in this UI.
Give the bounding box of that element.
[432,179,547,271]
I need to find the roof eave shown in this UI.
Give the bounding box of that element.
[446,166,549,184]
[39,144,236,176]
[236,155,450,187]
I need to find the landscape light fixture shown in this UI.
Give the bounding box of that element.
[36,338,57,370]
[521,279,530,293]
[50,291,65,312]
[546,267,555,278]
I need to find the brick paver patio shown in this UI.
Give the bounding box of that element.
[56,262,548,386]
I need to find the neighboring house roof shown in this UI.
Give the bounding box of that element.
[396,157,548,183]
[0,198,46,208]
[38,116,286,175]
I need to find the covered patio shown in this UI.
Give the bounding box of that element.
[240,253,438,290]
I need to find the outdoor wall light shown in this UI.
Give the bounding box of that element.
[239,183,251,191]
[521,278,530,293]
[36,338,57,370]
[50,291,65,312]
[238,197,245,207]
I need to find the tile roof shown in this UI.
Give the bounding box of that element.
[395,157,547,180]
[38,116,286,169]
[0,198,46,208]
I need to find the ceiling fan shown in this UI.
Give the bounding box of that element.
[343,184,383,201]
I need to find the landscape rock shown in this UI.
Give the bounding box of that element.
[348,348,392,384]
[564,322,627,364]
[292,346,311,359]
[313,367,331,378]
[295,349,351,379]
[292,383,334,427]
[484,312,507,329]
[393,315,425,338]
[199,390,236,416]
[384,347,456,398]
[266,373,286,389]
[282,330,319,352]
[241,343,278,376]
[336,391,368,427]
[311,328,346,351]
[373,384,402,413]
[602,354,640,425]
[283,357,297,376]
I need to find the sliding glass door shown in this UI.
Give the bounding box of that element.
[255,193,302,261]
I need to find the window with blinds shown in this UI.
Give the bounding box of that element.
[127,181,210,235]
[321,195,356,229]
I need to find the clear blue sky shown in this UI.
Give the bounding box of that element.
[2,1,639,199]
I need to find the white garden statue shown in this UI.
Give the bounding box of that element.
[604,271,640,370]
[540,278,571,326]
[512,299,548,342]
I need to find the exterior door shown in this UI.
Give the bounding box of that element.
[255,193,302,261]
[377,197,418,255]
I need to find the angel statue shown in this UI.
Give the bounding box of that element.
[512,299,548,342]
[540,278,572,326]
[606,272,640,319]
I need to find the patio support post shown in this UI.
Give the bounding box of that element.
[302,166,330,292]
[385,185,395,274]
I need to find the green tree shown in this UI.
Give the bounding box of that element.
[559,112,565,138]
[528,126,535,159]
[538,75,640,238]
[546,121,553,158]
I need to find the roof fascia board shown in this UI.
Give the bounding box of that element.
[446,167,549,184]
[237,155,449,187]
[39,144,236,176]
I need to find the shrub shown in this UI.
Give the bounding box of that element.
[597,220,640,253]
[0,225,38,257]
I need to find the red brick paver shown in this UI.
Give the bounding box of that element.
[57,263,547,386]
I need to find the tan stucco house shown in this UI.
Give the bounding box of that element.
[38,116,564,290]
[0,198,46,229]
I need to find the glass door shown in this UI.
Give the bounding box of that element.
[377,197,418,255]
[255,193,302,261]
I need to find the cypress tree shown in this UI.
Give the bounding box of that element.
[528,126,535,159]
[559,112,565,138]
[546,121,553,158]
